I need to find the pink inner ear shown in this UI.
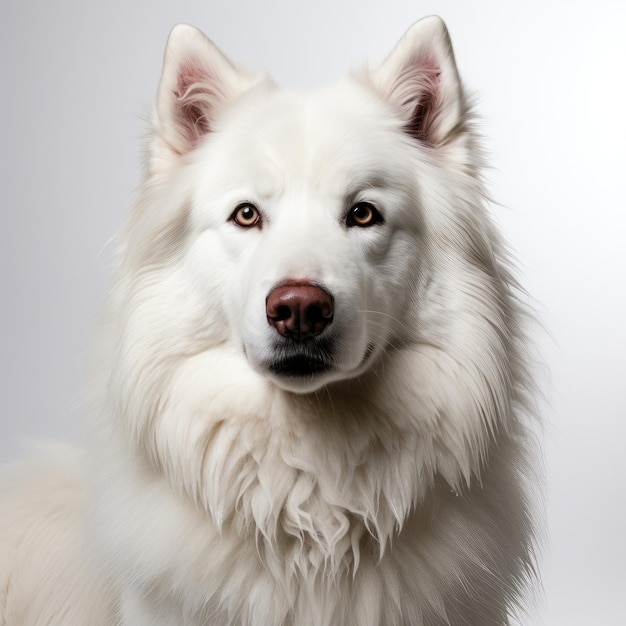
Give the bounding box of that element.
[174,58,216,147]
[395,55,442,145]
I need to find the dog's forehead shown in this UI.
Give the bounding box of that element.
[219,79,408,178]
[237,81,398,151]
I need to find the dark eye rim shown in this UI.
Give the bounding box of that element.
[345,201,384,228]
[230,202,262,229]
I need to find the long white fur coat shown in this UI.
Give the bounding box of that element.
[0,16,538,626]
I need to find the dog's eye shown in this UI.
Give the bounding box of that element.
[346,202,383,228]
[231,203,261,228]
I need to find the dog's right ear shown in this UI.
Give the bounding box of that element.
[154,25,259,158]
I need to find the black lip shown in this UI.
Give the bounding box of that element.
[268,355,333,378]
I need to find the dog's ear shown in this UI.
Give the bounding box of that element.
[155,25,259,156]
[372,16,464,146]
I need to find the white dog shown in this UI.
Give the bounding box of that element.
[0,16,538,625]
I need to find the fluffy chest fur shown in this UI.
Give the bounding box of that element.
[89,379,531,626]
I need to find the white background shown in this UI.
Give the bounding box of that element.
[1,1,625,624]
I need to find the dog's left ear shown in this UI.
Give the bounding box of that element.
[372,16,464,146]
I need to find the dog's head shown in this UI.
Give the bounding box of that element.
[116,18,477,396]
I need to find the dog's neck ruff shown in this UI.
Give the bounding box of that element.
[164,383,420,582]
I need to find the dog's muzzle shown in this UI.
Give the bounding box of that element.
[265,281,335,378]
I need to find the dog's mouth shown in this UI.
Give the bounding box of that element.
[263,338,335,381]
[268,354,333,378]
[253,338,379,393]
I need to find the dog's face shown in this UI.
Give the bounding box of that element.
[185,86,423,392]
[127,19,465,394]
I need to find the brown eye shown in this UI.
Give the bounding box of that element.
[231,203,261,228]
[346,202,383,227]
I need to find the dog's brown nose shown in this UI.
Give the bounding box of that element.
[266,283,334,340]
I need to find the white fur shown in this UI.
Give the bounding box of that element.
[1,17,538,625]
